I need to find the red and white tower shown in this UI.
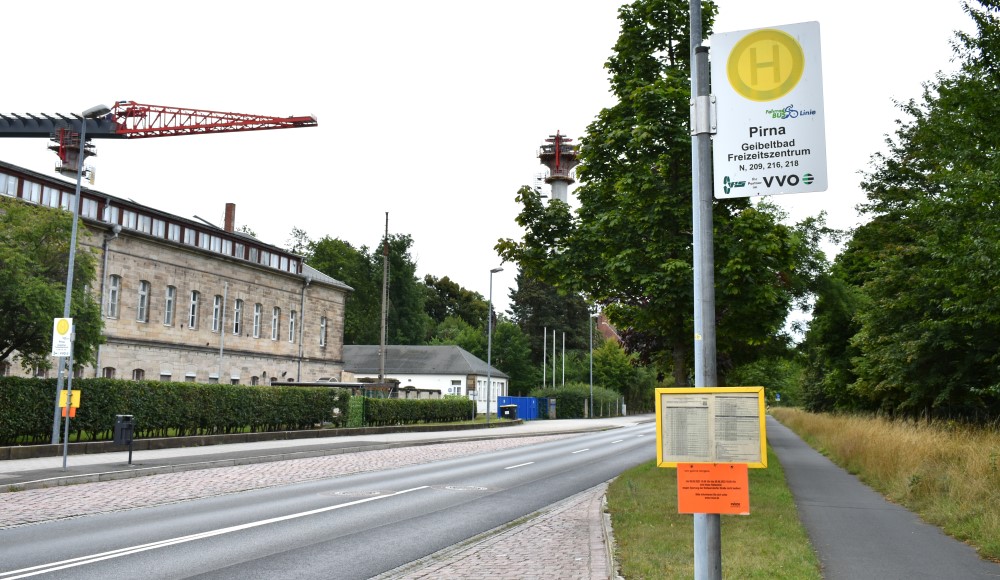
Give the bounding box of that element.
[537,131,579,203]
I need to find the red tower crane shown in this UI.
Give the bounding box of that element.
[0,100,317,178]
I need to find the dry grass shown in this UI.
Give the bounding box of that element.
[771,407,1000,560]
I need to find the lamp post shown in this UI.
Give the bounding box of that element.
[51,104,111,445]
[590,312,596,418]
[486,266,503,426]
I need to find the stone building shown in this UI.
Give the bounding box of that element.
[0,160,351,384]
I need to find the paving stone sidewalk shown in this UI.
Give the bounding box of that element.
[376,482,616,580]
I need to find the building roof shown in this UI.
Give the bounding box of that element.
[343,345,509,379]
[0,159,351,292]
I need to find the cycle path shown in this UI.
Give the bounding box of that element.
[768,416,1000,579]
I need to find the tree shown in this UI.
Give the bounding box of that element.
[304,232,430,346]
[422,275,487,332]
[817,0,1000,420]
[307,236,381,345]
[498,0,825,385]
[382,234,431,345]
[0,199,103,370]
[508,269,593,366]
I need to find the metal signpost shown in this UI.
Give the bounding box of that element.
[689,3,825,577]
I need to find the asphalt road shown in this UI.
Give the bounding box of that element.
[768,416,1000,579]
[0,423,655,579]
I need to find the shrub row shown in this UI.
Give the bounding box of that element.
[364,397,476,427]
[0,377,351,445]
[529,383,625,419]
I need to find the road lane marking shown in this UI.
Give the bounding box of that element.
[504,462,534,470]
[571,449,590,454]
[0,486,430,579]
[611,440,624,444]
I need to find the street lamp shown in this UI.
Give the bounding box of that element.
[50,104,111,445]
[590,312,596,418]
[486,266,503,426]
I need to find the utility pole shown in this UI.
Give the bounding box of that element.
[379,213,389,384]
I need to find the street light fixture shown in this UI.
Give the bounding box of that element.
[50,104,111,445]
[486,266,503,426]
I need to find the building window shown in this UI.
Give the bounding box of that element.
[230,377,240,385]
[249,247,259,263]
[104,205,119,225]
[159,372,171,382]
[152,218,166,238]
[164,285,176,326]
[137,214,152,234]
[222,239,232,256]
[42,186,60,208]
[23,181,40,203]
[251,376,259,386]
[185,372,197,382]
[233,299,243,335]
[123,210,138,230]
[102,367,116,379]
[208,374,219,384]
[167,223,181,242]
[132,369,145,381]
[81,197,98,219]
[137,280,150,322]
[210,235,222,253]
[0,172,16,197]
[253,303,262,338]
[319,316,327,347]
[234,242,245,260]
[189,291,200,329]
[212,295,223,332]
[288,310,296,343]
[271,307,280,341]
[107,275,121,318]
[199,233,211,250]
[61,192,75,211]
[184,228,196,246]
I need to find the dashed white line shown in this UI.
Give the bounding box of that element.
[572,449,590,454]
[611,440,624,444]
[504,462,535,470]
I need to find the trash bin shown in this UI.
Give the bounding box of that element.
[113,414,134,446]
[499,404,518,420]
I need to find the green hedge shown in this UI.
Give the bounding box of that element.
[363,397,476,427]
[529,383,624,419]
[0,377,351,445]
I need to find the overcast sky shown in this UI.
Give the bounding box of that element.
[0,1,971,315]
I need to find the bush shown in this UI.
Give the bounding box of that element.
[0,377,351,445]
[363,397,476,427]
[528,383,624,419]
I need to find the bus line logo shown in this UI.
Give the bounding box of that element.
[765,104,817,119]
[723,176,747,194]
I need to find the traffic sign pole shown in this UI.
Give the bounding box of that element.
[689,1,721,578]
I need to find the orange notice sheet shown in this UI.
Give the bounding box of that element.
[677,463,750,515]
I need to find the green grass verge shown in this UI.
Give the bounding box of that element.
[608,446,820,579]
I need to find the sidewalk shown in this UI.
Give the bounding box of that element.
[0,416,645,491]
[768,416,1000,579]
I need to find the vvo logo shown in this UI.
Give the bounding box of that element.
[763,173,815,188]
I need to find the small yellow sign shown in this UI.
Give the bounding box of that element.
[58,389,81,408]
